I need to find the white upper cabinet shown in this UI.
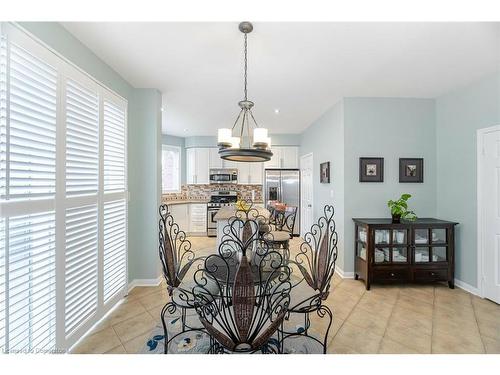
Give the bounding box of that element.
[237,162,263,185]
[264,146,299,169]
[186,148,210,184]
[209,147,224,169]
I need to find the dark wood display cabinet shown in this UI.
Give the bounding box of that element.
[352,218,458,290]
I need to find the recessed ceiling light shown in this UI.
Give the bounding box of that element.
[160,106,165,112]
[274,109,280,114]
[183,128,188,132]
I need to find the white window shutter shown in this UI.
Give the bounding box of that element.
[8,211,56,352]
[0,218,5,351]
[64,204,98,338]
[103,101,125,193]
[65,79,99,196]
[8,44,57,199]
[103,199,126,303]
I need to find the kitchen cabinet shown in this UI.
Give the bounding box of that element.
[186,148,210,184]
[169,204,189,232]
[264,146,299,169]
[237,162,263,185]
[209,147,224,169]
[189,203,207,234]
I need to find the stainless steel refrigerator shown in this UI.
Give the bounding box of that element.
[264,169,300,236]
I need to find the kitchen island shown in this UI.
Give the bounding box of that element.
[213,206,271,247]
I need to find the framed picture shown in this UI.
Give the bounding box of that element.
[359,157,384,182]
[320,162,330,183]
[399,158,424,183]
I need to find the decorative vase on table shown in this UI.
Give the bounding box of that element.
[391,214,401,223]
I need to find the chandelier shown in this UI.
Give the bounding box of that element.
[217,22,273,162]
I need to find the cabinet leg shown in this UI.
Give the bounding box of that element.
[365,281,371,291]
[354,273,359,280]
[448,280,455,289]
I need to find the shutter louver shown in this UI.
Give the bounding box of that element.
[65,80,99,196]
[103,101,125,193]
[64,204,97,337]
[8,211,56,352]
[103,199,126,303]
[1,36,6,199]
[8,44,57,199]
[0,218,5,351]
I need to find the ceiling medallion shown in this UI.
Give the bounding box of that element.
[217,22,273,163]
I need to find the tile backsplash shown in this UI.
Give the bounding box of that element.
[162,184,263,202]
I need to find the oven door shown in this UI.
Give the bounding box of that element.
[210,174,231,184]
[207,208,219,237]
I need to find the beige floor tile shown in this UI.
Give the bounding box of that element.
[336,280,367,297]
[434,286,471,309]
[366,285,401,299]
[399,285,434,304]
[482,335,500,354]
[477,319,500,341]
[396,294,433,316]
[432,327,485,354]
[345,305,390,336]
[385,320,431,353]
[104,344,127,354]
[126,284,166,301]
[327,321,382,354]
[92,300,148,334]
[356,292,397,318]
[378,336,420,354]
[70,327,122,354]
[389,305,432,335]
[137,289,169,311]
[471,295,500,312]
[112,312,157,343]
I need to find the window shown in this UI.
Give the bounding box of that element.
[0,23,128,352]
[162,145,180,193]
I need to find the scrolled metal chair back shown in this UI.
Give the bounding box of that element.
[192,215,291,353]
[295,205,338,299]
[273,205,298,234]
[158,204,195,295]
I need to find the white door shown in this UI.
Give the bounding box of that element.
[479,126,500,303]
[300,153,314,237]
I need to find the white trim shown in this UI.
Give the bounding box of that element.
[335,267,354,279]
[127,277,163,293]
[455,278,481,297]
[476,124,500,298]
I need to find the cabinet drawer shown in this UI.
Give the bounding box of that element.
[413,268,448,282]
[372,268,410,281]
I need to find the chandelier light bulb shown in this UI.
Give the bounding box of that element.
[217,128,232,146]
[253,128,268,147]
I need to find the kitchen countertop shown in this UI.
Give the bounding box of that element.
[161,199,209,205]
[214,206,270,221]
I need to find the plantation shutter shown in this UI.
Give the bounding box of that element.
[0,218,5,351]
[8,211,57,352]
[103,101,125,193]
[103,199,126,303]
[7,43,57,200]
[64,204,98,337]
[65,79,99,196]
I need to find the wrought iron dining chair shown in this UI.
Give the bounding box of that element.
[280,205,338,354]
[158,204,217,353]
[262,205,298,262]
[191,213,292,353]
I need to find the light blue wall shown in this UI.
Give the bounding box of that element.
[162,135,186,185]
[436,72,500,287]
[128,90,163,282]
[299,101,345,269]
[20,22,163,283]
[343,98,437,273]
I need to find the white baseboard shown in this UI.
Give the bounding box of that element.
[335,267,354,279]
[127,277,162,292]
[454,278,480,297]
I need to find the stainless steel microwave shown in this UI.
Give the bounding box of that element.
[209,169,238,184]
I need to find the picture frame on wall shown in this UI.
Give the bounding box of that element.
[399,158,424,183]
[320,161,330,183]
[359,157,384,182]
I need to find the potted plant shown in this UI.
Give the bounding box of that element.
[387,194,417,223]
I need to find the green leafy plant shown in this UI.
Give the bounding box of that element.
[387,194,417,221]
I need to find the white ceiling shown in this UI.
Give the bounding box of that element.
[61,22,500,136]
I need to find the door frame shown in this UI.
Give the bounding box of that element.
[300,153,313,238]
[476,124,500,298]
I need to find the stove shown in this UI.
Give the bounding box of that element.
[207,191,238,237]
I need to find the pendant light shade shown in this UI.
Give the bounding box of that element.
[217,22,273,163]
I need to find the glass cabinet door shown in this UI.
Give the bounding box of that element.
[392,229,408,245]
[415,247,430,263]
[414,229,429,244]
[433,246,447,262]
[374,247,390,263]
[392,247,408,262]
[432,228,447,244]
[374,229,390,245]
[356,242,367,260]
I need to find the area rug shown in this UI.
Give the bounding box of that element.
[140,316,324,354]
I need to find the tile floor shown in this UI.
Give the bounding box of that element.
[70,237,500,354]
